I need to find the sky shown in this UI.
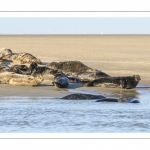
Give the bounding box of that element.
[0,17,150,34]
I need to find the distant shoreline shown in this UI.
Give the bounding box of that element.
[0,34,150,36]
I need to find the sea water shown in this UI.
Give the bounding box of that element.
[0,88,150,133]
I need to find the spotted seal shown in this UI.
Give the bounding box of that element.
[0,48,12,60]
[96,97,140,103]
[61,93,105,100]
[2,51,42,65]
[10,53,42,64]
[30,62,69,88]
[46,61,97,73]
[83,75,141,89]
[46,61,110,83]
[0,72,43,86]
[0,61,10,73]
[10,64,31,75]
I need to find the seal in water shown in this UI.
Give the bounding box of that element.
[95,97,140,103]
[83,75,141,89]
[118,97,140,103]
[61,93,105,100]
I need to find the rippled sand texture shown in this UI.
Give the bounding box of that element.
[0,35,149,96]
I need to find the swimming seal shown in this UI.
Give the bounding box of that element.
[83,75,141,89]
[95,97,140,103]
[118,97,140,103]
[61,93,105,100]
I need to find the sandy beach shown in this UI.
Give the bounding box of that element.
[0,35,149,97]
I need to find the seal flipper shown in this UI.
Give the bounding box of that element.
[95,98,118,102]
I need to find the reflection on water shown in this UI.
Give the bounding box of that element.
[0,88,150,133]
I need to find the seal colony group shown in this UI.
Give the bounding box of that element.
[0,48,141,89]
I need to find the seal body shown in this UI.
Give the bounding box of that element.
[0,61,10,73]
[46,61,96,73]
[83,75,141,89]
[53,75,70,88]
[0,48,12,60]
[96,97,140,103]
[61,93,105,100]
[0,72,43,86]
[66,71,110,83]
[10,53,42,64]
[95,98,118,102]
[118,97,140,103]
[10,64,31,75]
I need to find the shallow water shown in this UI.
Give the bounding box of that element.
[0,88,150,133]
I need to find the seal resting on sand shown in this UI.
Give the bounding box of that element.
[50,70,70,88]
[46,61,97,73]
[0,48,12,60]
[10,64,31,75]
[0,61,10,73]
[83,75,141,89]
[2,51,42,65]
[61,93,105,100]
[30,62,69,88]
[0,72,43,86]
[46,61,110,83]
[66,71,110,83]
[96,97,140,103]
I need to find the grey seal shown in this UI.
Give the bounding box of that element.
[50,70,70,88]
[46,61,97,73]
[61,93,105,100]
[96,97,140,103]
[83,75,141,89]
[30,62,70,88]
[2,52,42,65]
[0,48,12,60]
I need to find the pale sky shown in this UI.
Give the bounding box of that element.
[0,17,150,34]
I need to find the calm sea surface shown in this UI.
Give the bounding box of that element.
[0,88,150,133]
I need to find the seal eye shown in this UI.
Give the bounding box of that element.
[59,80,62,83]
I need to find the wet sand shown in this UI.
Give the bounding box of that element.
[0,35,149,97]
